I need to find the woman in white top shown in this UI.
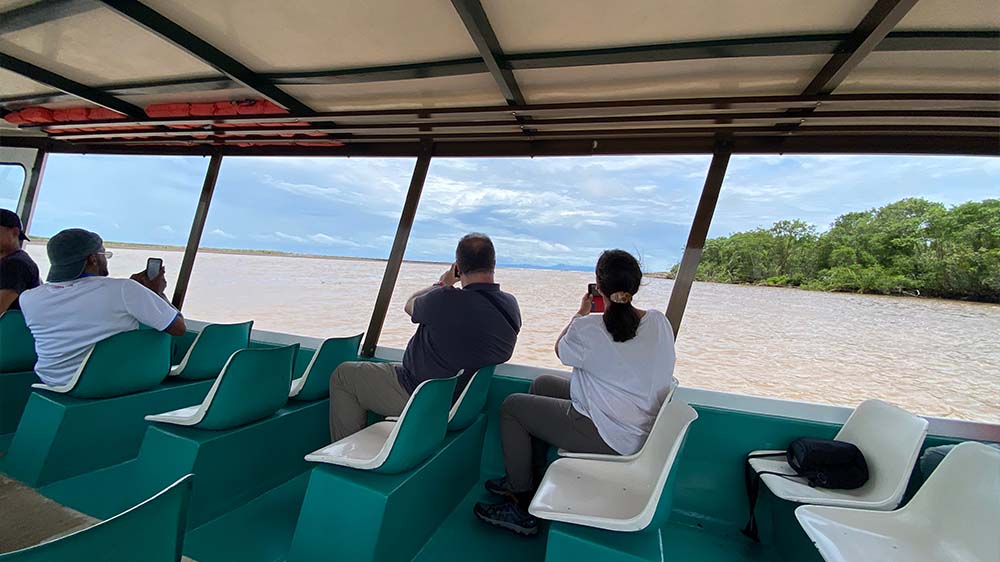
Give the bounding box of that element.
[474,249,676,536]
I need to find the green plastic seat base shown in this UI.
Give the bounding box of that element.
[183,471,312,562]
[40,399,329,530]
[2,379,214,486]
[0,370,36,435]
[288,414,487,562]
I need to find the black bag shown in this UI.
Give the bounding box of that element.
[740,438,869,542]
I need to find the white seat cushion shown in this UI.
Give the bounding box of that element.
[145,405,202,426]
[530,458,653,531]
[305,422,395,470]
[31,382,72,393]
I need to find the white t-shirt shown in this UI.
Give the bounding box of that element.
[557,309,676,455]
[19,276,179,386]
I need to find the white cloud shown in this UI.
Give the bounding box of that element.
[309,233,361,247]
[158,224,174,233]
[582,219,618,227]
[273,231,307,243]
[210,228,235,239]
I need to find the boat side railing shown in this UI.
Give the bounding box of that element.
[186,319,1000,443]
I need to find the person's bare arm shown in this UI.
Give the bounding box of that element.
[404,265,459,317]
[0,289,18,314]
[555,292,593,358]
[164,313,186,337]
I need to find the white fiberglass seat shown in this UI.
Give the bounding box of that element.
[528,400,698,532]
[557,377,678,461]
[305,375,458,474]
[795,442,1000,562]
[748,399,928,510]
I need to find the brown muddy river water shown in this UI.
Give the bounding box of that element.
[24,244,1000,424]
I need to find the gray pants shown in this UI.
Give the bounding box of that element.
[328,361,410,442]
[501,374,617,493]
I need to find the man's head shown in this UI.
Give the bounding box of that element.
[455,233,496,282]
[46,228,108,282]
[0,209,29,252]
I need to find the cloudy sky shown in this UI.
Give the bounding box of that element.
[1,153,996,272]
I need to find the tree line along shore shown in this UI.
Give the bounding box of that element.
[663,198,999,303]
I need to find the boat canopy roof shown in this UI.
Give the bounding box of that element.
[0,0,997,157]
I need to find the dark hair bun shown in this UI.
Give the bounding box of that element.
[596,250,642,342]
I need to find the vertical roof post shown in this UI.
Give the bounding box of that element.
[172,154,223,310]
[361,144,433,357]
[665,140,732,336]
[16,149,47,248]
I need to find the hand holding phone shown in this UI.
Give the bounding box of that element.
[146,257,163,280]
[588,283,605,313]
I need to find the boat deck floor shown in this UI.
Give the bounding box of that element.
[181,472,779,562]
[0,474,97,553]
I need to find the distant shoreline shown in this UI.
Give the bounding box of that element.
[23,239,599,272]
[25,239,449,267]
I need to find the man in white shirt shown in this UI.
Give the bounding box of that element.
[20,228,186,387]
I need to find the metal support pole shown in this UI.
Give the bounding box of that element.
[361,145,433,357]
[16,149,46,247]
[665,141,732,336]
[172,154,222,310]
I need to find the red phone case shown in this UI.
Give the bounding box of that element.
[591,295,605,313]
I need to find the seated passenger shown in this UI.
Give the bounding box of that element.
[0,209,40,314]
[474,250,676,536]
[19,228,186,387]
[328,233,521,441]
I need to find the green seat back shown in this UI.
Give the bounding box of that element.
[448,365,495,431]
[197,344,298,430]
[0,474,192,562]
[174,321,253,380]
[71,330,172,399]
[0,310,36,372]
[293,333,363,401]
[376,375,457,474]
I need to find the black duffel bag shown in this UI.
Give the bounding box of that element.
[741,438,869,542]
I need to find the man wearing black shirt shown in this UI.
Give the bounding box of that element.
[0,209,40,313]
[327,233,521,441]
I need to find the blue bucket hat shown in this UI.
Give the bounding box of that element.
[46,228,103,282]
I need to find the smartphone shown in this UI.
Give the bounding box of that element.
[588,283,605,313]
[146,257,163,279]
